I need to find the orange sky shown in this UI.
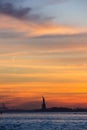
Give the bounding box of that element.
[0,0,87,109]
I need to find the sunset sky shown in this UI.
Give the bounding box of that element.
[0,0,87,109]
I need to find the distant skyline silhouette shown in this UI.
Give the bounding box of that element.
[1,97,87,113]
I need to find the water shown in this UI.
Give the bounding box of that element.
[0,112,87,130]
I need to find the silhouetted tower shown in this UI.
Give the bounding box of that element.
[42,96,46,111]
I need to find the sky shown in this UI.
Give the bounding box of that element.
[0,0,87,109]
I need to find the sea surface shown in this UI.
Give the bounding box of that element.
[0,112,87,130]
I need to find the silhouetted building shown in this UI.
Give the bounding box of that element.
[42,97,46,111]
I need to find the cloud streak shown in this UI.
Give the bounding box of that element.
[0,14,87,38]
[0,0,51,23]
[0,1,31,19]
[0,0,87,38]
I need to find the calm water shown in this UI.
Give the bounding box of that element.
[0,112,87,130]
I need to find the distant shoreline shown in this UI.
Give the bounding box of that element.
[2,107,87,113]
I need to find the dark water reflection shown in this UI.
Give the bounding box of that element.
[0,112,87,130]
